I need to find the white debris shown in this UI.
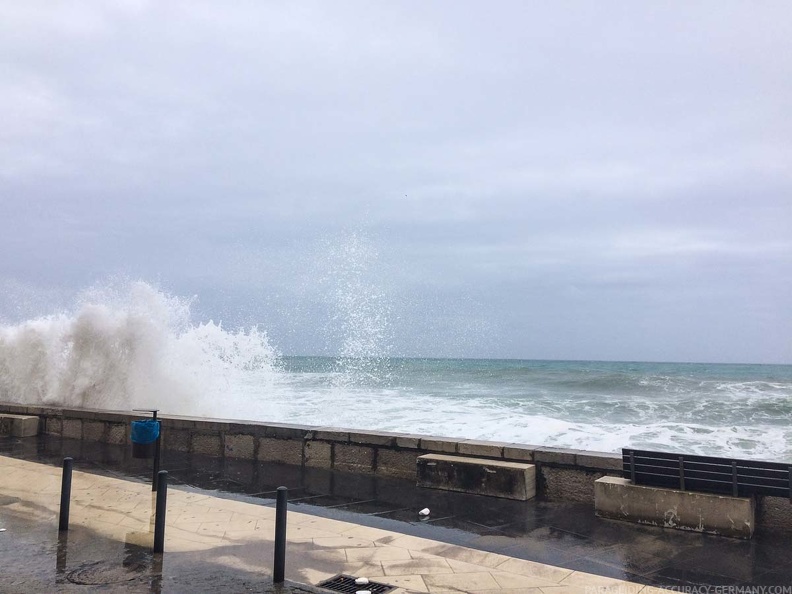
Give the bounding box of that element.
[419,507,430,516]
[355,590,372,594]
[355,577,369,585]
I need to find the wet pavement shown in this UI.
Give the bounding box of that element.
[3,435,792,589]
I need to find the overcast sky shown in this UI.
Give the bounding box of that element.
[1,1,790,364]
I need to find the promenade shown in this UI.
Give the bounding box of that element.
[1,454,655,593]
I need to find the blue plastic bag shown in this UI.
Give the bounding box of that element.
[131,419,160,444]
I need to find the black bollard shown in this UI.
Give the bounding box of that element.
[153,470,168,554]
[273,486,288,583]
[152,413,161,492]
[59,457,73,532]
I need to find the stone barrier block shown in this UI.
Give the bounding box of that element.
[264,423,314,440]
[457,440,510,458]
[503,444,538,462]
[334,444,375,473]
[192,433,223,456]
[542,466,604,502]
[594,476,755,539]
[0,414,39,437]
[83,420,105,442]
[164,428,191,452]
[224,434,255,459]
[417,454,536,501]
[63,419,83,440]
[257,437,303,466]
[314,428,350,443]
[349,430,398,447]
[420,437,458,454]
[304,440,331,468]
[376,448,418,480]
[395,434,421,449]
[107,423,127,445]
[45,417,63,436]
[576,451,622,471]
[534,447,579,465]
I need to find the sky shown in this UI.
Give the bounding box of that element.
[0,1,790,364]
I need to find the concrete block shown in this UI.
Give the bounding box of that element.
[576,451,622,471]
[376,448,418,480]
[395,434,421,449]
[457,440,509,458]
[83,420,105,442]
[45,416,63,436]
[349,430,398,447]
[534,447,579,465]
[304,440,331,468]
[0,414,39,437]
[541,466,603,502]
[224,434,255,459]
[417,454,536,501]
[106,423,127,445]
[334,444,375,473]
[164,428,192,452]
[757,496,792,532]
[63,419,83,440]
[257,437,303,466]
[503,444,537,462]
[313,428,349,443]
[265,423,315,440]
[192,434,223,456]
[594,476,755,539]
[420,437,458,454]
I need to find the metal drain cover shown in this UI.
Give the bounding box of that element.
[317,574,396,594]
[67,560,147,585]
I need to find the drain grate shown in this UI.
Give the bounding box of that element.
[317,574,396,594]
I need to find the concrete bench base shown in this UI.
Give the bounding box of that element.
[417,454,536,500]
[0,414,40,438]
[595,476,755,539]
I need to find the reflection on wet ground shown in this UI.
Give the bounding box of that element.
[3,435,792,588]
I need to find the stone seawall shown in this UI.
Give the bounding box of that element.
[1,402,789,533]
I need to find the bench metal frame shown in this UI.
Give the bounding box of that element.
[622,448,792,501]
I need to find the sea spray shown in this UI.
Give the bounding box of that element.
[0,281,278,414]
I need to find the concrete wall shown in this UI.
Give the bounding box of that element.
[0,402,622,500]
[1,401,788,534]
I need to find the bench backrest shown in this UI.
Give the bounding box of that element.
[622,448,792,500]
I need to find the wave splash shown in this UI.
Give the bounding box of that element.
[0,281,278,415]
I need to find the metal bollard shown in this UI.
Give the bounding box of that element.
[273,486,288,583]
[59,457,73,531]
[153,470,168,553]
[152,415,161,492]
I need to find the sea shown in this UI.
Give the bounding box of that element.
[1,281,790,462]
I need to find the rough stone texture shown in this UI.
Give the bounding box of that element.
[541,466,604,502]
[224,434,255,459]
[757,496,792,533]
[258,437,303,466]
[595,476,755,539]
[83,420,106,442]
[576,451,622,471]
[106,423,127,445]
[417,454,536,501]
[376,448,418,480]
[0,414,39,437]
[457,440,510,458]
[45,416,63,436]
[334,444,375,473]
[264,423,314,440]
[503,444,536,462]
[421,437,458,454]
[164,428,192,452]
[304,440,331,468]
[192,433,224,457]
[62,419,83,440]
[534,447,579,465]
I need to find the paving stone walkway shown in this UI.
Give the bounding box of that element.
[0,455,669,593]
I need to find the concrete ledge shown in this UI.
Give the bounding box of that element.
[594,476,755,539]
[0,414,39,437]
[417,454,536,501]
